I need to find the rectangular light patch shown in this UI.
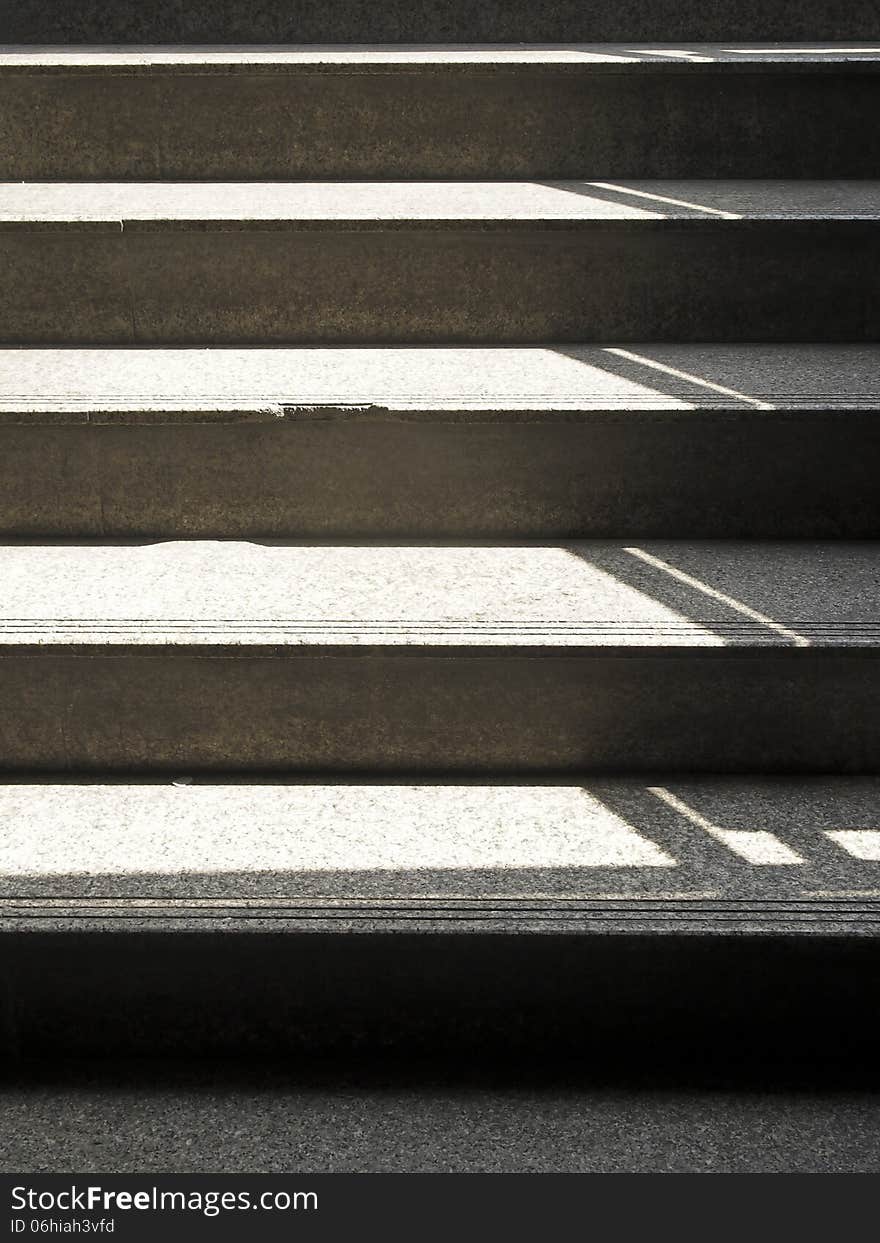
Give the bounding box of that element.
[709,830,805,865]
[826,831,880,861]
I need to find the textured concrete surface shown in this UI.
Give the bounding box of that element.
[3,1065,880,1172]
[0,542,876,772]
[0,539,877,646]
[3,345,878,413]
[2,0,877,44]
[1,207,877,344]
[5,45,880,69]
[3,649,876,772]
[0,778,879,902]
[1,346,878,538]
[3,48,879,179]
[5,899,880,943]
[11,897,876,936]
[3,180,880,221]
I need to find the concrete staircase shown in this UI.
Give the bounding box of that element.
[1,19,880,1069]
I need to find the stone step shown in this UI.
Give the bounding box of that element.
[3,44,880,179]
[3,777,879,901]
[2,1,876,43]
[1,345,878,538]
[3,777,880,1057]
[7,1061,880,1172]
[0,540,877,773]
[2,180,878,344]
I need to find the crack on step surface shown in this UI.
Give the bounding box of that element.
[280,403,389,419]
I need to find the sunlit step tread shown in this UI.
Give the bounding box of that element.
[3,43,880,71]
[2,778,879,915]
[3,180,880,224]
[0,540,877,648]
[2,345,880,417]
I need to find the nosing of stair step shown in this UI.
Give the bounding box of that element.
[0,542,877,774]
[0,345,878,537]
[2,181,877,344]
[6,45,880,69]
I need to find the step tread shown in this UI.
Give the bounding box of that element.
[0,541,876,648]
[2,778,879,933]
[6,1068,880,1173]
[3,180,879,225]
[2,345,879,417]
[3,42,880,72]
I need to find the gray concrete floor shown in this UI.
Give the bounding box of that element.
[2,1064,879,1173]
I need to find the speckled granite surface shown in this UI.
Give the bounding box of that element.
[3,345,879,415]
[3,776,880,901]
[4,45,880,70]
[3,50,878,179]
[0,539,875,647]
[1,347,877,540]
[1,194,874,344]
[2,1062,880,1172]
[0,542,876,772]
[1,0,876,43]
[2,180,879,223]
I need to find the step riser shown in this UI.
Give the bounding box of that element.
[3,1,876,42]
[3,417,880,538]
[4,931,879,1060]
[4,71,879,179]
[0,654,877,772]
[3,223,876,344]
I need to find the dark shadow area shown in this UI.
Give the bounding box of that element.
[7,1050,880,1093]
[4,0,876,44]
[3,854,879,901]
[3,930,880,1082]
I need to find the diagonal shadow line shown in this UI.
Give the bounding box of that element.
[586,782,880,890]
[648,781,880,877]
[548,344,768,409]
[534,180,741,218]
[565,537,878,643]
[586,781,765,877]
[561,541,794,644]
